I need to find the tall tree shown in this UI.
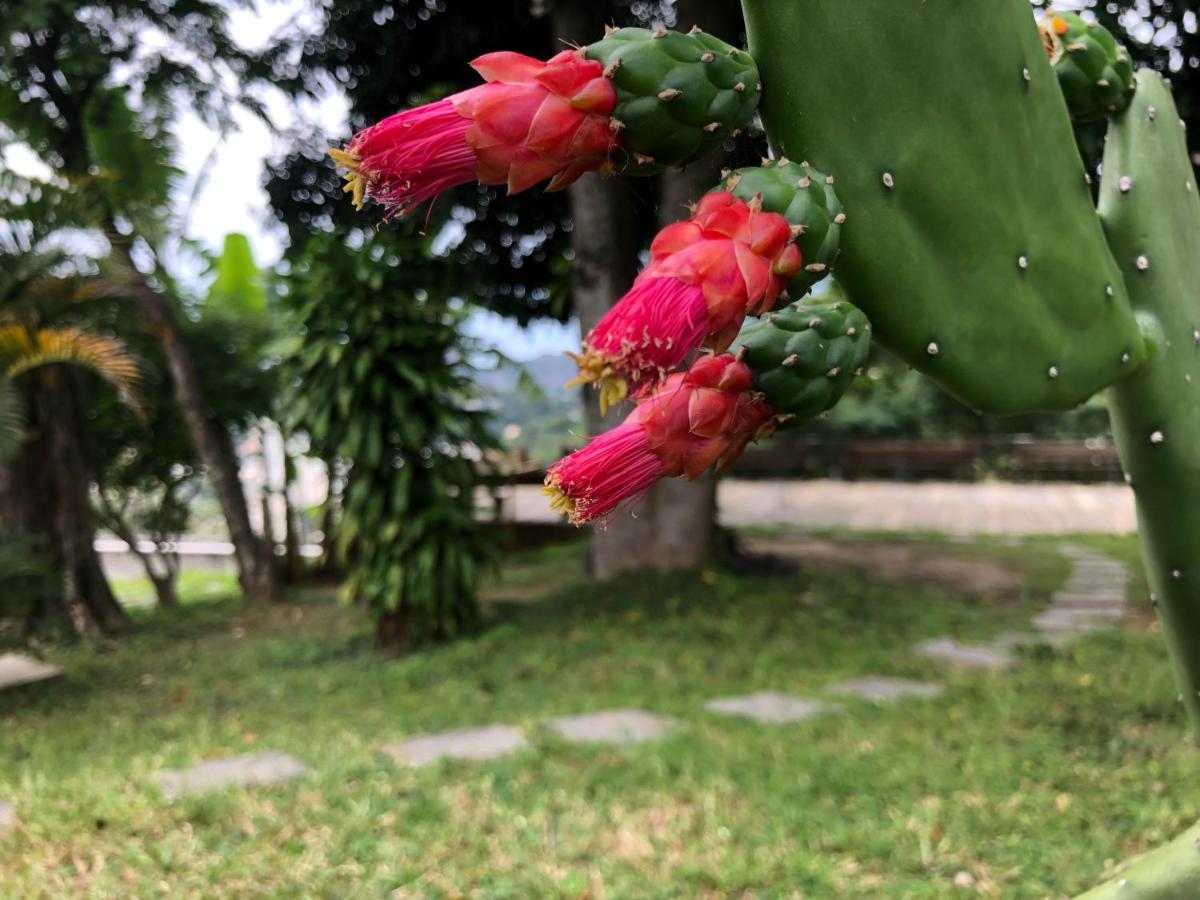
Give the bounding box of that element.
[0,241,139,634]
[0,0,281,602]
[284,231,496,653]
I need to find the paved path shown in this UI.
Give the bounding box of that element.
[501,479,1136,534]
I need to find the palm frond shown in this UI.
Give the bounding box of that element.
[0,325,141,395]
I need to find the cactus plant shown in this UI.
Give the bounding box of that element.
[1039,11,1136,124]
[330,27,759,218]
[733,294,870,423]
[1100,72,1200,733]
[716,159,843,299]
[585,26,761,176]
[740,0,1145,415]
[546,352,776,525]
[340,4,1200,891]
[570,190,803,413]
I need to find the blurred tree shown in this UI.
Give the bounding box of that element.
[0,241,139,635]
[0,0,284,602]
[89,301,279,609]
[283,231,497,653]
[265,0,596,324]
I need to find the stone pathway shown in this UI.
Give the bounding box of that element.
[917,543,1128,671]
[37,543,1130,812]
[154,752,310,800]
[383,725,527,767]
[704,692,836,724]
[0,654,63,692]
[547,709,678,745]
[826,676,943,703]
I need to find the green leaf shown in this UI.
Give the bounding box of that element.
[206,233,267,317]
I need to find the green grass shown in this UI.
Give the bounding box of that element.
[1,534,1195,897]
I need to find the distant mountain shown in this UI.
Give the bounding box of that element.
[477,353,579,394]
[477,354,585,464]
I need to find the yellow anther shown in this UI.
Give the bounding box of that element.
[328,147,367,211]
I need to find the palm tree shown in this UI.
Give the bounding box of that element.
[0,240,140,634]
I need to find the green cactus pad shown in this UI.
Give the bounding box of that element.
[585,27,760,176]
[741,0,1145,414]
[1100,72,1200,731]
[716,159,843,299]
[733,294,870,424]
[1040,11,1136,124]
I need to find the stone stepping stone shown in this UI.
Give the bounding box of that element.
[1051,592,1127,609]
[0,654,62,691]
[915,638,1016,671]
[0,801,15,835]
[547,709,678,745]
[1033,608,1122,631]
[154,752,310,800]
[383,725,527,767]
[825,676,943,704]
[703,692,837,724]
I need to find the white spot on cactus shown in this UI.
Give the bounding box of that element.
[1148,105,1158,122]
[1048,366,1059,379]
[926,342,940,356]
[1022,67,1031,82]
[1151,430,1165,445]
[733,81,745,91]
[1106,285,1115,298]
[1119,176,1133,193]
[825,175,835,185]
[1136,255,1150,271]
[1018,255,1029,270]
[826,367,840,378]
[782,354,798,367]
[796,176,812,189]
[808,318,822,328]
[846,327,857,336]
[658,89,682,102]
[834,213,847,225]
[701,52,716,63]
[1097,78,1110,88]
[882,172,895,189]
[804,263,827,273]
[1172,569,1184,580]
[1121,352,1131,364]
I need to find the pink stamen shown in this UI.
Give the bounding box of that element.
[350,99,478,219]
[545,422,666,525]
[586,277,709,391]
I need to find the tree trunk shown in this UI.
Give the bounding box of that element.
[551,0,661,578]
[13,370,129,635]
[106,232,279,605]
[94,493,180,609]
[376,608,409,658]
[645,0,742,568]
[549,0,739,576]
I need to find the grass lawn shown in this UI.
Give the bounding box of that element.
[1,533,1196,897]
